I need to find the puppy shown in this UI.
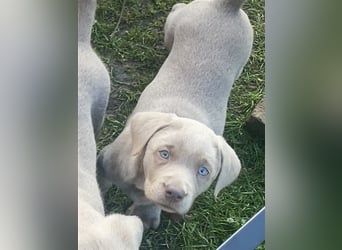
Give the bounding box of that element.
[78,0,143,248]
[97,0,253,230]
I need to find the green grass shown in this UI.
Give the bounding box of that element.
[94,0,265,249]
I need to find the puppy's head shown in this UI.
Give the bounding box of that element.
[79,214,143,250]
[130,112,241,214]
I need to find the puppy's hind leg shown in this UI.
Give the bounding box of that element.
[91,92,109,136]
[96,151,113,200]
[164,3,186,50]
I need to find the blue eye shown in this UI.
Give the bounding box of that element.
[159,150,169,159]
[198,166,209,176]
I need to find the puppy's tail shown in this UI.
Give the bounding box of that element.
[217,0,246,11]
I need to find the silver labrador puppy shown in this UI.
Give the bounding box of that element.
[97,0,253,229]
[78,0,143,248]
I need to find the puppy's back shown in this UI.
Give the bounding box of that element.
[134,0,253,135]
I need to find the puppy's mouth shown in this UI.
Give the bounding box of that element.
[156,202,177,213]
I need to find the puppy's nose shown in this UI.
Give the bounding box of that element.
[164,186,186,202]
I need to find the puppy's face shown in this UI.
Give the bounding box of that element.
[143,120,220,214]
[129,112,241,215]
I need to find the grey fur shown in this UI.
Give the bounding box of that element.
[139,0,253,134]
[78,0,143,248]
[97,0,253,230]
[217,0,247,11]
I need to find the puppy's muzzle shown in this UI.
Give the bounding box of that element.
[164,184,188,202]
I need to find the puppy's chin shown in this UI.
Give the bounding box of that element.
[155,201,190,215]
[145,193,192,215]
[144,180,193,214]
[155,203,179,214]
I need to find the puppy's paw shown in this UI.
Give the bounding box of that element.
[127,203,161,230]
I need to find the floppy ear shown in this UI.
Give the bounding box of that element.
[130,112,177,155]
[214,136,241,197]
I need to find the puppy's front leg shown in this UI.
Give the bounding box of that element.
[97,159,162,229]
[127,202,161,230]
[122,185,161,230]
